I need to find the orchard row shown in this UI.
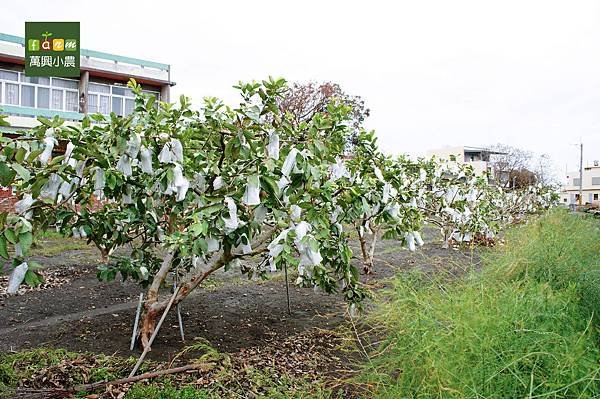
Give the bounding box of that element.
[0,78,556,345]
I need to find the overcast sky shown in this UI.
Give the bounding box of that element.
[3,0,599,180]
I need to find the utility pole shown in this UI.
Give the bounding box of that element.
[578,142,583,205]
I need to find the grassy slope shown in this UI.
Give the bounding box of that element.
[359,209,600,398]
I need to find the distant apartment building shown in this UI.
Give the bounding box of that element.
[427,146,502,179]
[0,32,174,211]
[560,162,600,205]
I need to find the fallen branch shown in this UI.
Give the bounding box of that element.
[80,363,199,390]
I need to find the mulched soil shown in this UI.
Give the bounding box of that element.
[8,328,356,399]
[0,231,483,397]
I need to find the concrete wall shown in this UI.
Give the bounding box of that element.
[561,166,600,204]
[427,146,490,176]
[564,166,600,190]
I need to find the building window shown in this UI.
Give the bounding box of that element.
[0,69,79,113]
[595,194,599,201]
[112,86,126,96]
[5,83,19,105]
[21,76,50,85]
[0,70,18,81]
[573,178,581,186]
[89,83,110,94]
[125,98,135,115]
[37,87,50,109]
[66,91,79,112]
[52,78,78,90]
[112,96,123,116]
[21,85,35,107]
[88,81,159,116]
[51,89,64,110]
[99,95,110,114]
[592,177,600,185]
[88,94,98,113]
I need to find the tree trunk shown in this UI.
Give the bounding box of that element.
[441,227,450,249]
[136,227,275,350]
[358,228,372,274]
[139,252,175,349]
[358,226,379,275]
[137,252,230,349]
[367,230,378,270]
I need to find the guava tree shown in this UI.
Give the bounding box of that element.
[416,158,498,248]
[417,158,558,248]
[336,131,425,273]
[0,78,367,348]
[503,184,557,219]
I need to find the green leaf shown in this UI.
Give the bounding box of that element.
[191,221,208,236]
[260,176,279,197]
[18,218,33,233]
[37,116,53,126]
[90,113,106,122]
[11,163,31,182]
[201,203,223,216]
[0,163,16,186]
[31,178,48,198]
[27,148,44,162]
[146,95,155,110]
[0,115,10,127]
[193,238,208,254]
[14,147,26,163]
[4,229,17,244]
[27,260,43,270]
[106,172,117,190]
[18,232,33,256]
[24,270,44,287]
[0,235,8,259]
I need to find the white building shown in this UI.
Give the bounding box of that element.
[560,162,600,205]
[0,32,174,212]
[426,146,501,178]
[0,32,173,131]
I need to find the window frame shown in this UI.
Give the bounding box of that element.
[88,81,160,116]
[0,68,79,112]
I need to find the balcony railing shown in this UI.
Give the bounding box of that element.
[0,32,170,72]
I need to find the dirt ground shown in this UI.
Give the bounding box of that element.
[0,231,482,362]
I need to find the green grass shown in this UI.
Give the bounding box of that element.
[31,239,92,257]
[30,228,93,257]
[358,209,600,398]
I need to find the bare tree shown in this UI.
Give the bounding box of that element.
[488,144,534,188]
[278,82,370,143]
[533,153,557,187]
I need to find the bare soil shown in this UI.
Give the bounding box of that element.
[0,232,482,362]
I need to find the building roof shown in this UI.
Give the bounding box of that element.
[0,32,173,86]
[463,146,505,155]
